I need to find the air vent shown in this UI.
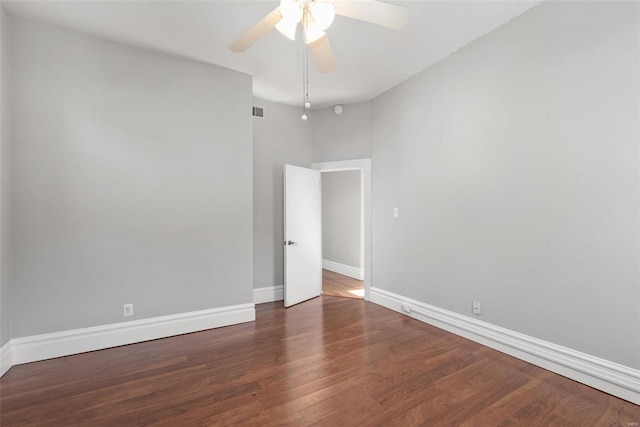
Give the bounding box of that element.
[252,106,264,118]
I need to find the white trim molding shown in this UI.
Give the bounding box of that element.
[0,303,255,376]
[254,285,284,304]
[370,287,640,405]
[0,340,13,377]
[322,259,364,280]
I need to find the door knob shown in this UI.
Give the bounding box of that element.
[286,240,298,246]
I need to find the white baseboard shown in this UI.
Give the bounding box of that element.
[0,340,12,377]
[254,285,284,304]
[370,287,640,405]
[322,259,364,280]
[0,303,255,376]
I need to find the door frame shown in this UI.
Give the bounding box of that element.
[311,159,372,301]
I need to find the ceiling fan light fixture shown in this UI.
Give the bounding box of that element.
[279,0,303,23]
[304,16,326,44]
[276,0,303,39]
[275,18,299,40]
[310,0,335,31]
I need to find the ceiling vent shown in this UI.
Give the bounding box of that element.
[252,106,264,118]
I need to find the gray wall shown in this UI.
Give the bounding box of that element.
[322,170,361,268]
[311,101,371,163]
[253,98,312,289]
[371,1,639,369]
[11,18,253,337]
[0,6,11,347]
[252,99,371,290]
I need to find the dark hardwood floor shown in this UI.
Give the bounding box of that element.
[322,269,364,299]
[1,296,638,426]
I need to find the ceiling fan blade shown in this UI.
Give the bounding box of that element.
[334,0,408,30]
[228,7,282,52]
[310,35,336,74]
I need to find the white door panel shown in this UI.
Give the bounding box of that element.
[284,164,322,307]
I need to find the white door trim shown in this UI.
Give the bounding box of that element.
[312,159,372,301]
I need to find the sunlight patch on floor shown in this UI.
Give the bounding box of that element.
[348,289,365,297]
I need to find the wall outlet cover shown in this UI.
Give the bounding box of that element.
[472,301,482,315]
[124,304,134,317]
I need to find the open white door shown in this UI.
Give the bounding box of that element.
[284,164,322,307]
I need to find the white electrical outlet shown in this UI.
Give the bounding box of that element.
[124,303,133,317]
[401,304,412,314]
[393,207,399,218]
[472,301,482,315]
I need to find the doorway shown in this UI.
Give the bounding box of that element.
[312,159,371,300]
[320,169,364,299]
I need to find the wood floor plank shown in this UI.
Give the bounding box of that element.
[1,296,638,426]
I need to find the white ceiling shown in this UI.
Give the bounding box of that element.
[3,0,542,109]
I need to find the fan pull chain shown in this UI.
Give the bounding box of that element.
[301,0,310,121]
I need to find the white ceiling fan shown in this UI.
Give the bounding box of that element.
[228,0,408,73]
